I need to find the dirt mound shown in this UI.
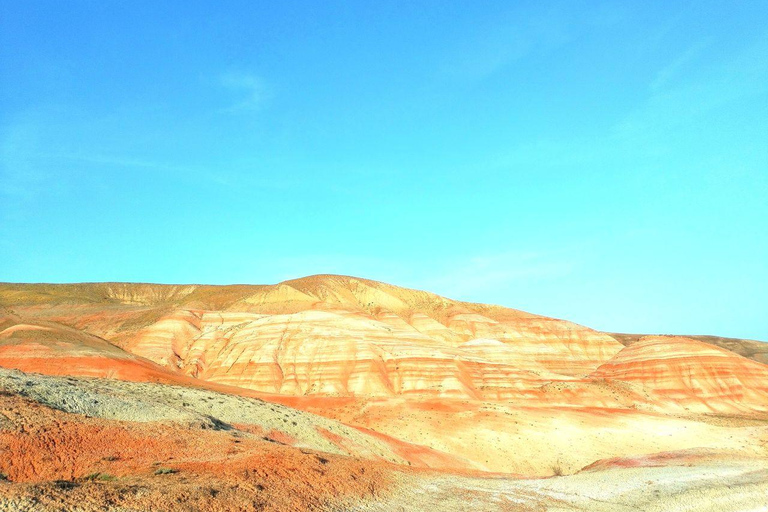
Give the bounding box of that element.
[0,316,190,384]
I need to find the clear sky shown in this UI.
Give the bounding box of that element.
[1,1,766,340]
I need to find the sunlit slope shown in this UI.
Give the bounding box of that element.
[590,336,768,413]
[2,277,768,477]
[612,332,768,365]
[0,367,409,511]
[0,312,185,382]
[1,276,624,398]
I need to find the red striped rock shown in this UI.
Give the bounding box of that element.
[0,276,623,399]
[110,275,622,398]
[0,318,184,383]
[590,336,768,413]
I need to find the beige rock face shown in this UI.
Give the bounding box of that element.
[0,315,186,383]
[112,275,623,398]
[2,276,766,409]
[4,276,767,408]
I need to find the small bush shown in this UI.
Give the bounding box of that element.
[83,472,116,482]
[551,463,564,476]
[154,467,178,475]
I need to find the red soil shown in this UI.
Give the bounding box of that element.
[0,393,396,511]
[0,352,180,383]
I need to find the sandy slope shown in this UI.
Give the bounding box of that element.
[591,336,768,413]
[279,395,768,475]
[349,459,768,512]
[0,368,408,512]
[612,332,768,365]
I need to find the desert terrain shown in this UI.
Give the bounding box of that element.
[1,275,767,511]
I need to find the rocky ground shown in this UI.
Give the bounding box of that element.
[1,368,767,511]
[0,369,400,511]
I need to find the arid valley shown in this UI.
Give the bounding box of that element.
[1,275,766,511]
[3,1,767,510]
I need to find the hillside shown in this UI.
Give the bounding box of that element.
[1,275,767,477]
[1,275,623,397]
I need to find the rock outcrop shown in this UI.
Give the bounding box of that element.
[590,336,768,413]
[0,316,179,383]
[2,276,768,478]
[111,275,623,398]
[3,276,767,410]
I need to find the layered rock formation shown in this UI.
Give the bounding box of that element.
[0,314,178,383]
[86,275,622,399]
[1,276,626,399]
[1,276,766,409]
[590,336,768,413]
[612,332,768,365]
[2,276,768,478]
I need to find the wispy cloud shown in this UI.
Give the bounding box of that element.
[650,40,709,91]
[249,249,580,304]
[0,110,295,223]
[417,250,578,303]
[618,34,768,138]
[492,33,768,171]
[440,2,625,83]
[0,114,58,228]
[218,72,271,113]
[52,152,310,190]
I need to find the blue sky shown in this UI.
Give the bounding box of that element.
[1,1,766,340]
